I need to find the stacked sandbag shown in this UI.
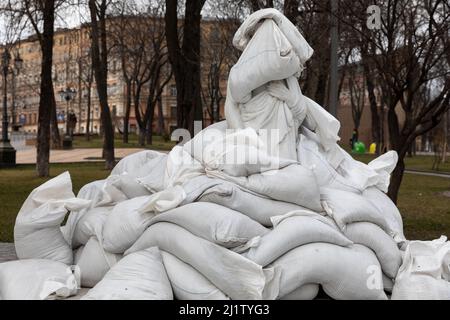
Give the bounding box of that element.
[82,247,172,300]
[392,236,450,300]
[0,259,78,300]
[6,8,430,301]
[14,171,91,265]
[126,222,280,300]
[74,237,121,288]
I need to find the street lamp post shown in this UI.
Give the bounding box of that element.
[11,54,23,131]
[0,48,16,167]
[59,87,77,149]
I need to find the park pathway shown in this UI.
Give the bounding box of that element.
[16,148,147,164]
[405,170,450,179]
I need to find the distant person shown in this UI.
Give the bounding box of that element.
[350,128,358,149]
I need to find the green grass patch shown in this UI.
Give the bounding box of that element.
[351,153,450,174]
[72,133,175,151]
[0,155,449,243]
[0,163,110,242]
[398,173,450,240]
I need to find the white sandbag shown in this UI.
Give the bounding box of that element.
[14,172,90,265]
[279,284,320,300]
[271,243,387,300]
[321,187,392,235]
[208,164,322,212]
[197,126,296,177]
[344,222,402,279]
[111,150,166,178]
[297,130,360,193]
[363,187,406,244]
[0,259,78,300]
[62,179,125,246]
[161,251,229,300]
[137,155,168,193]
[367,151,398,193]
[383,274,394,293]
[72,206,113,248]
[150,202,268,248]
[82,247,173,300]
[392,236,450,300]
[107,173,151,199]
[179,175,224,204]
[126,222,280,300]
[137,185,186,214]
[102,196,155,254]
[244,213,352,266]
[74,237,121,288]
[198,182,309,226]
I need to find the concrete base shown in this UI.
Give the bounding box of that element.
[0,141,16,167]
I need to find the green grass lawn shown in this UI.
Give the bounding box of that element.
[0,163,111,242]
[0,157,449,243]
[72,133,176,151]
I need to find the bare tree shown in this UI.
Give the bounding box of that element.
[339,0,450,202]
[347,64,366,131]
[165,0,206,136]
[2,0,70,176]
[88,0,115,169]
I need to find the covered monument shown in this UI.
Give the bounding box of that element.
[1,9,449,300]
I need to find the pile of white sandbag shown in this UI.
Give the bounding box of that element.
[1,8,449,300]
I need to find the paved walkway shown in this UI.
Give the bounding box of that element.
[405,169,450,179]
[16,148,147,164]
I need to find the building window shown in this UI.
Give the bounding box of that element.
[169,85,177,97]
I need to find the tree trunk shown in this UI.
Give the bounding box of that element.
[36,0,55,177]
[89,0,115,169]
[123,81,131,144]
[157,95,164,135]
[50,88,61,149]
[165,0,205,137]
[85,77,92,141]
[388,157,405,204]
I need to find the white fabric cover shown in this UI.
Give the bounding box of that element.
[344,222,402,279]
[392,236,450,300]
[298,128,398,193]
[229,19,300,104]
[279,284,320,300]
[0,259,78,300]
[233,8,314,68]
[208,164,322,212]
[244,213,352,266]
[102,196,155,253]
[126,222,280,300]
[149,202,268,248]
[82,247,172,300]
[363,187,406,244]
[14,172,90,265]
[137,155,168,193]
[321,187,392,234]
[111,150,166,177]
[72,206,113,248]
[271,243,387,300]
[106,173,151,199]
[161,251,229,300]
[74,237,121,288]
[62,179,122,246]
[198,182,311,226]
